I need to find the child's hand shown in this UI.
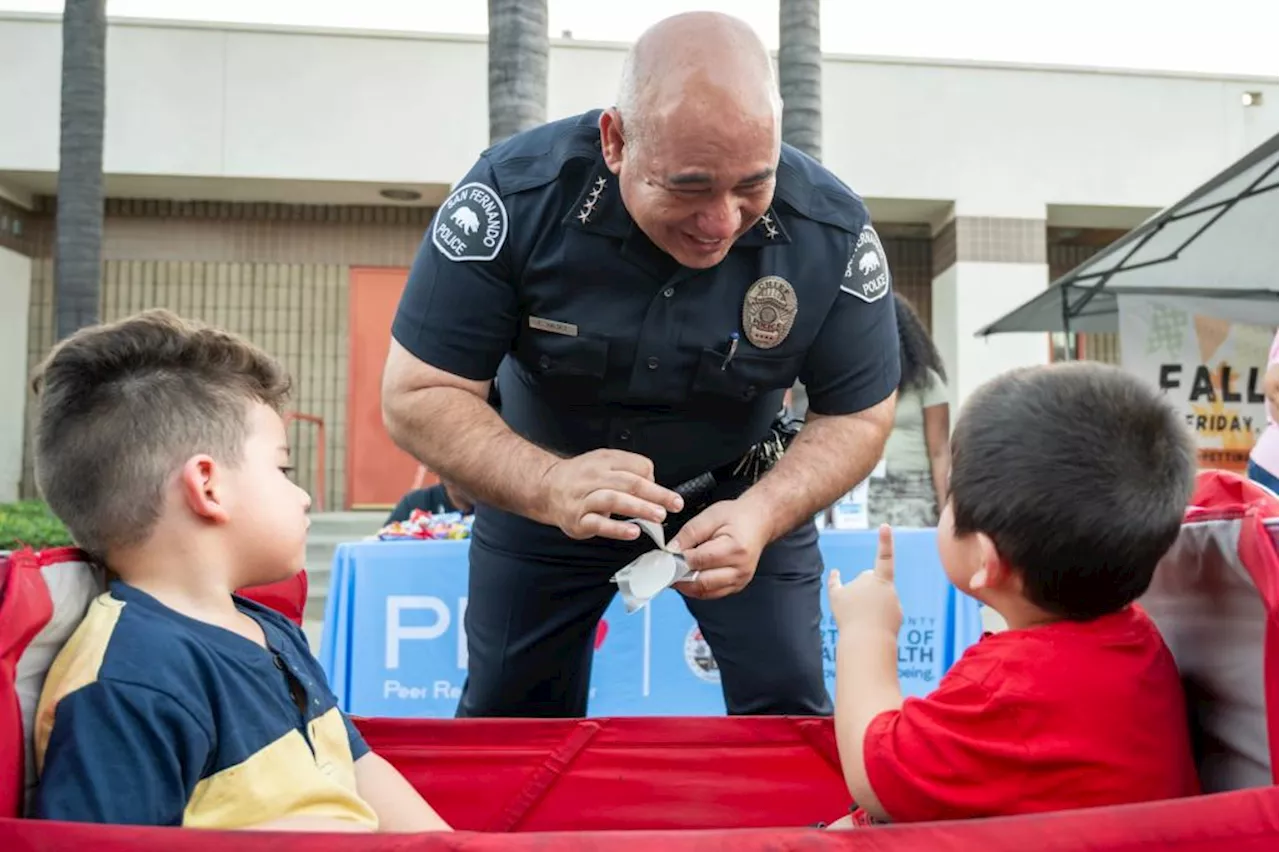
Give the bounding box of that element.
[827,524,902,637]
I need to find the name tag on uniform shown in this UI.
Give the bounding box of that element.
[528,316,578,337]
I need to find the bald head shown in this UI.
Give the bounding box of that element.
[600,13,782,269]
[616,12,781,146]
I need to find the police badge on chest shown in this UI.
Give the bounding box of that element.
[742,275,798,350]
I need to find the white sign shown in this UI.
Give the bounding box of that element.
[831,478,871,530]
[1117,295,1275,473]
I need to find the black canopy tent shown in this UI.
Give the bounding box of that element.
[976,135,1279,339]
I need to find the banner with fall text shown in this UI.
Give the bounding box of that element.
[1117,295,1276,472]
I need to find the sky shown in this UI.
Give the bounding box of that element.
[1,0,1277,77]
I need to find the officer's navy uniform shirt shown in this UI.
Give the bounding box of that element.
[394,110,900,558]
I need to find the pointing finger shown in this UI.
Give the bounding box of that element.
[875,524,895,583]
[827,568,842,594]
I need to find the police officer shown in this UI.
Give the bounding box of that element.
[382,11,900,718]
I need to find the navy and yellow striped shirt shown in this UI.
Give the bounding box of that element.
[33,581,377,829]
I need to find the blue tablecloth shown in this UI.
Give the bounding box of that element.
[320,529,983,717]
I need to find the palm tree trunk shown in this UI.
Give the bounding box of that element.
[487,0,549,145]
[54,0,107,340]
[778,0,823,162]
[780,0,823,421]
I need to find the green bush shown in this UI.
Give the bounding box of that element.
[0,500,74,552]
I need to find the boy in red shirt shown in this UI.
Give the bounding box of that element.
[827,362,1201,826]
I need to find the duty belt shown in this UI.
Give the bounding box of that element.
[666,410,804,527]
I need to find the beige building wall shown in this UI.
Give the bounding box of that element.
[0,243,31,503]
[1,13,1274,217]
[930,216,1052,406]
[21,200,435,509]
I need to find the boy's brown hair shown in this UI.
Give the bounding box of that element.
[32,310,292,560]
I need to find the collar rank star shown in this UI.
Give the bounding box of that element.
[742,276,798,350]
[577,177,607,224]
[432,182,508,263]
[841,224,891,302]
[758,209,780,239]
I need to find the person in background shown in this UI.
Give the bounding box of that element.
[867,294,950,527]
[386,480,469,525]
[1246,330,1278,493]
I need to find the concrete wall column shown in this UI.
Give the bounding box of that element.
[0,242,32,503]
[930,214,1050,408]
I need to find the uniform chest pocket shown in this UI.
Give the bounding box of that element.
[517,331,610,378]
[690,347,800,402]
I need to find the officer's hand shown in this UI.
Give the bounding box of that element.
[541,449,684,542]
[826,524,901,636]
[670,499,771,600]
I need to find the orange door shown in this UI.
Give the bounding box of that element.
[346,267,436,509]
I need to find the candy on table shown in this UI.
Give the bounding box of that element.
[372,508,474,541]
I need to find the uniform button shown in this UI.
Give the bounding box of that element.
[273,655,285,671]
[743,385,758,400]
[662,287,674,298]
[538,354,551,370]
[646,356,660,370]
[618,430,632,442]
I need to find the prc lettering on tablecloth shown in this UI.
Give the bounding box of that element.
[382,594,469,704]
[378,594,612,706]
[322,533,981,717]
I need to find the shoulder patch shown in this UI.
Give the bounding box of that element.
[841,225,891,303]
[432,182,509,262]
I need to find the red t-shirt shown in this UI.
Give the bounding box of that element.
[860,604,1200,823]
